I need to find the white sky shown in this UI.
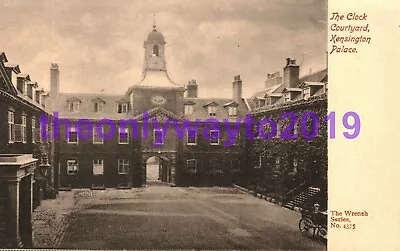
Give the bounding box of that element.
[0,0,327,98]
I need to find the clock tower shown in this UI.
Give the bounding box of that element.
[143,21,166,71]
[127,20,185,117]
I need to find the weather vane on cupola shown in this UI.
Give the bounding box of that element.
[153,13,157,31]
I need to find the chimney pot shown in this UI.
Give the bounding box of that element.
[186,79,198,98]
[286,58,291,66]
[232,75,242,103]
[283,57,300,88]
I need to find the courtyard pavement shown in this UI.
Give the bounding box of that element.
[33,184,326,250]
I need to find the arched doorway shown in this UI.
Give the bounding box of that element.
[145,156,171,185]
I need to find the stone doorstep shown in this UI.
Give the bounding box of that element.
[233,184,277,204]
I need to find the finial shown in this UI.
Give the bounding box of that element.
[153,13,156,30]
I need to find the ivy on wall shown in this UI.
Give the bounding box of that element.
[243,95,328,200]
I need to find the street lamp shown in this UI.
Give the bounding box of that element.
[39,153,50,178]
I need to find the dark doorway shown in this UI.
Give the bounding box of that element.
[145,156,170,185]
[19,176,32,247]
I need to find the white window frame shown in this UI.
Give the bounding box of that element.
[117,103,128,114]
[68,126,78,144]
[118,159,129,174]
[233,131,240,145]
[118,127,129,144]
[228,106,237,116]
[93,102,103,113]
[8,111,15,143]
[209,130,219,145]
[153,128,164,145]
[207,106,217,116]
[284,93,291,102]
[68,101,80,112]
[291,158,298,174]
[21,115,27,143]
[184,105,194,116]
[93,159,104,175]
[67,159,78,175]
[32,117,36,143]
[266,97,271,106]
[303,87,311,99]
[187,129,197,145]
[187,159,197,172]
[23,82,27,96]
[93,126,104,144]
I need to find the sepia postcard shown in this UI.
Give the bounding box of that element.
[0,0,398,250]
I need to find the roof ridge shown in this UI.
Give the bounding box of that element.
[59,92,126,97]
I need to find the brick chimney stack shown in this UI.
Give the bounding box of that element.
[265,71,282,89]
[283,58,299,88]
[232,75,242,103]
[186,79,198,98]
[50,63,59,109]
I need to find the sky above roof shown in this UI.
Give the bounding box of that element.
[0,0,327,98]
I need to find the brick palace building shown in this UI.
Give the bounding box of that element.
[0,23,328,216]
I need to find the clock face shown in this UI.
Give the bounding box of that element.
[151,95,166,105]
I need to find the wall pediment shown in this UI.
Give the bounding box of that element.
[134,106,181,122]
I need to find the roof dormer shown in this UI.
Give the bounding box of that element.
[16,73,30,95]
[41,92,49,108]
[223,102,239,116]
[184,100,196,116]
[252,97,265,109]
[67,97,81,112]
[203,101,218,116]
[4,62,21,87]
[299,82,326,99]
[26,81,38,99]
[115,98,129,114]
[92,97,106,113]
[282,88,302,102]
[35,88,44,104]
[264,93,282,105]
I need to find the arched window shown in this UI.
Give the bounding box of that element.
[152,45,159,56]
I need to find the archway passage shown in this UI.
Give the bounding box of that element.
[145,156,171,185]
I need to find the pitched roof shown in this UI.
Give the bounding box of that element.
[223,101,239,107]
[54,93,132,120]
[133,106,181,121]
[249,84,281,100]
[4,63,21,73]
[299,69,328,83]
[282,87,302,92]
[17,73,31,80]
[128,70,184,92]
[247,68,328,112]
[300,81,325,87]
[91,97,106,103]
[182,97,249,122]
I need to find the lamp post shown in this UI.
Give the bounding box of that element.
[39,153,50,179]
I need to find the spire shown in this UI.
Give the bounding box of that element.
[153,13,156,31]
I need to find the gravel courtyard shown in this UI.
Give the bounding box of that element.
[33,184,326,250]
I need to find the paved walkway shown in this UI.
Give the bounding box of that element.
[33,185,326,250]
[32,191,75,248]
